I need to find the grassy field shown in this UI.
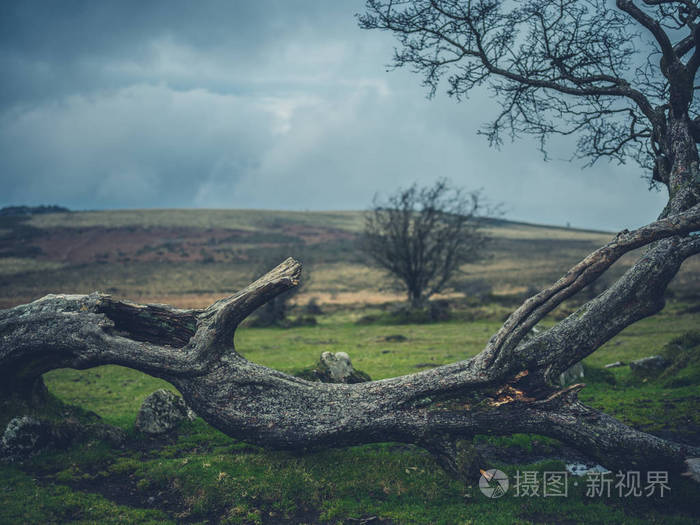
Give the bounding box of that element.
[1,306,698,524]
[1,209,699,524]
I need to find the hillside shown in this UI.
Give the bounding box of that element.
[1,209,698,309]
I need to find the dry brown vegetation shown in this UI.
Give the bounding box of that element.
[1,209,698,309]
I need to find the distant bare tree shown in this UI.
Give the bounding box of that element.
[362,179,486,308]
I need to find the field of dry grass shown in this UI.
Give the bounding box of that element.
[26,209,366,232]
[1,209,698,309]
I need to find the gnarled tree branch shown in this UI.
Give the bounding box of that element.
[1,210,699,479]
[481,203,700,367]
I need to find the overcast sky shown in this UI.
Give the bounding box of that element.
[0,0,669,230]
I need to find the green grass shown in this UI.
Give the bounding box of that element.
[0,304,692,524]
[236,315,500,380]
[44,366,176,429]
[0,466,171,524]
[5,429,697,525]
[2,209,699,523]
[577,322,700,443]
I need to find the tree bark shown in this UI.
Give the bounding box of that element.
[2,211,700,479]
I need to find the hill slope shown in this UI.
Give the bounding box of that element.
[1,209,697,309]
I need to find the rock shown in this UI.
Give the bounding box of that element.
[629,355,670,374]
[683,458,700,483]
[295,352,371,384]
[383,334,407,342]
[1,416,51,459]
[318,352,356,383]
[136,389,195,435]
[604,361,625,368]
[91,423,127,446]
[559,362,584,386]
[566,462,610,477]
[0,415,127,460]
[523,326,543,342]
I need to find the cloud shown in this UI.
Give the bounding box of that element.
[0,0,668,230]
[0,84,275,208]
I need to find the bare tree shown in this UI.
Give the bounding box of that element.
[2,1,700,481]
[359,0,700,206]
[362,179,485,308]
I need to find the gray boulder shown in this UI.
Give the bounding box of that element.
[1,416,50,459]
[90,423,127,446]
[295,352,371,384]
[683,458,700,483]
[136,389,196,435]
[559,362,585,386]
[1,416,126,460]
[629,355,669,374]
[316,351,371,383]
[319,352,355,382]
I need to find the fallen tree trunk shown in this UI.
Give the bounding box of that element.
[2,207,700,480]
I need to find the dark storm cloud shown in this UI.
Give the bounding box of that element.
[0,0,666,229]
[0,0,348,105]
